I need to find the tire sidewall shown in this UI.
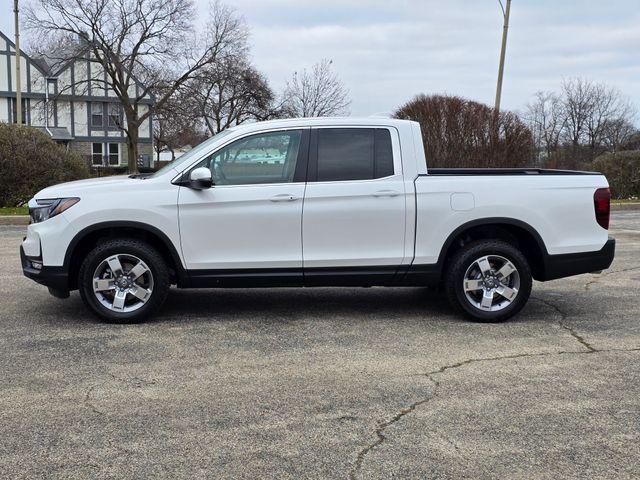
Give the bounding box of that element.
[79,240,169,323]
[447,240,533,322]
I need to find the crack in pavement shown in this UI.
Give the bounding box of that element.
[348,346,640,479]
[349,293,638,479]
[531,296,595,352]
[84,375,116,416]
[584,265,640,291]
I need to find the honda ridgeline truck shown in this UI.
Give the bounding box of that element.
[21,118,615,323]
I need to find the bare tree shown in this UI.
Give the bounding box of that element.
[189,56,276,135]
[25,0,247,172]
[525,91,566,166]
[602,118,637,153]
[152,85,205,162]
[561,78,594,150]
[583,82,634,150]
[282,59,350,117]
[561,78,636,161]
[524,78,637,168]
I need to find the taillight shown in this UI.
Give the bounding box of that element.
[594,188,610,230]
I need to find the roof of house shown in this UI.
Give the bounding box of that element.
[34,126,74,141]
[0,29,154,103]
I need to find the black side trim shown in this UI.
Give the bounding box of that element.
[64,221,188,287]
[304,265,400,286]
[188,265,404,288]
[540,237,615,281]
[395,264,441,287]
[189,268,303,288]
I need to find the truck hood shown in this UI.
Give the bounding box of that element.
[34,175,139,199]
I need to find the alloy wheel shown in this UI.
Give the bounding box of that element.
[463,254,520,312]
[92,253,154,313]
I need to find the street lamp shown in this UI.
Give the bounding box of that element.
[494,0,512,114]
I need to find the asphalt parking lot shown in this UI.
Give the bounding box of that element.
[1,212,639,479]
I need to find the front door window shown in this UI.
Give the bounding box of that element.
[198,130,302,185]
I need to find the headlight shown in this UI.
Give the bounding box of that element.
[29,197,80,224]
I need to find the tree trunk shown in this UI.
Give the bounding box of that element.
[126,121,140,173]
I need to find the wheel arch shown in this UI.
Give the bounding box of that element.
[65,221,188,290]
[437,217,549,280]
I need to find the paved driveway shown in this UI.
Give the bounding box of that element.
[1,213,639,479]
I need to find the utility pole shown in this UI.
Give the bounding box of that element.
[494,0,511,114]
[14,0,22,124]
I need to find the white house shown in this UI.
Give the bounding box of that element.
[0,30,154,168]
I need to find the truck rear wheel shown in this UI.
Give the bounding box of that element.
[78,238,170,323]
[444,239,532,322]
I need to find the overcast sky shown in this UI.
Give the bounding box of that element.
[3,0,639,118]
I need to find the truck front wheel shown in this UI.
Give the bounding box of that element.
[78,238,170,323]
[444,240,532,322]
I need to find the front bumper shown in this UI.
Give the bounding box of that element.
[541,237,615,281]
[20,246,70,298]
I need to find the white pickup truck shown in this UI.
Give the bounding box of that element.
[21,118,614,323]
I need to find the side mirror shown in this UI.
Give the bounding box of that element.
[189,167,213,190]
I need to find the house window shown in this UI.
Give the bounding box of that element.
[108,143,120,166]
[108,104,121,127]
[46,79,57,96]
[92,143,103,166]
[91,103,103,127]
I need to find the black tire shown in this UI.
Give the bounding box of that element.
[444,239,532,323]
[78,238,170,323]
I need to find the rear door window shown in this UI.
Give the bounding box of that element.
[315,128,394,182]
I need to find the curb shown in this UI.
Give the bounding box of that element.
[0,215,29,226]
[612,203,640,211]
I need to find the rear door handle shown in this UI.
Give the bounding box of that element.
[270,194,299,202]
[372,190,400,197]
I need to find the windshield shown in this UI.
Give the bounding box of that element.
[152,129,234,177]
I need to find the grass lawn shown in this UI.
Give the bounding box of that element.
[612,198,640,205]
[0,207,28,216]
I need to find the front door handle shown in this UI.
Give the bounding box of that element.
[270,194,299,202]
[372,190,400,198]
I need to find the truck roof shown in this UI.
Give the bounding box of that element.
[228,117,418,134]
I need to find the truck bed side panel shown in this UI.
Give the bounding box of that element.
[413,174,610,265]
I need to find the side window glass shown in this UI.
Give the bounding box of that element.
[374,129,394,178]
[197,130,302,185]
[316,128,395,182]
[317,128,374,181]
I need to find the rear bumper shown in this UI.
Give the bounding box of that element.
[541,237,615,281]
[20,246,70,298]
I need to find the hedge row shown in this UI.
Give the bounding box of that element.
[0,123,89,207]
[592,151,640,199]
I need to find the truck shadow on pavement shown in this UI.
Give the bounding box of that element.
[157,287,455,323]
[34,280,627,326]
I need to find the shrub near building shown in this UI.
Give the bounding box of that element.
[0,123,89,207]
